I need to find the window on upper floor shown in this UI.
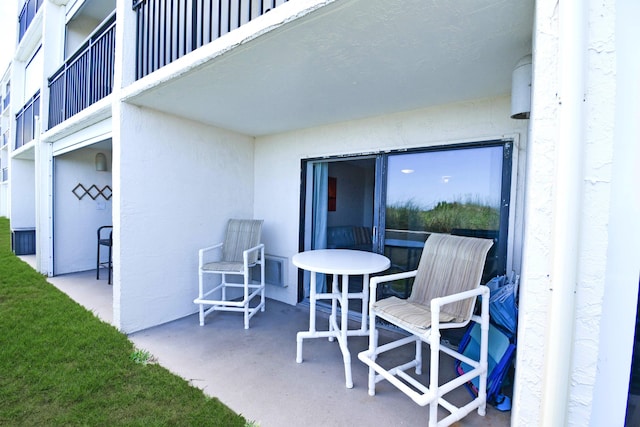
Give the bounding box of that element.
[2,82,9,110]
[24,47,42,104]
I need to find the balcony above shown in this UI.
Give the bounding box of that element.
[133,0,290,79]
[15,91,40,153]
[122,0,534,137]
[2,91,9,113]
[48,14,116,130]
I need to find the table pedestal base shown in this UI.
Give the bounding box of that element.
[296,272,369,389]
[292,249,390,389]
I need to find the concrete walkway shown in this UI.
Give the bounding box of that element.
[43,267,511,427]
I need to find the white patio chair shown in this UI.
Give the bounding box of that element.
[358,233,494,427]
[194,219,265,329]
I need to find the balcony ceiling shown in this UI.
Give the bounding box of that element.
[125,0,534,137]
[72,0,115,22]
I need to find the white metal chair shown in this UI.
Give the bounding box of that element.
[194,219,265,329]
[358,233,494,427]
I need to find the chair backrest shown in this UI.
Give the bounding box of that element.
[221,219,263,264]
[98,226,113,245]
[408,233,494,323]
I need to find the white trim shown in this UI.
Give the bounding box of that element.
[542,0,587,424]
[505,132,520,276]
[52,128,112,156]
[41,96,112,143]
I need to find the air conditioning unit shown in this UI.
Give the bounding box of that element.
[251,254,287,287]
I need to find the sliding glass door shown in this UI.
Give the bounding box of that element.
[379,143,511,299]
[301,157,377,300]
[300,140,513,306]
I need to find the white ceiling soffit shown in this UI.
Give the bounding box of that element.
[126,0,534,137]
[68,0,116,23]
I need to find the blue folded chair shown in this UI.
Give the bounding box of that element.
[456,322,516,408]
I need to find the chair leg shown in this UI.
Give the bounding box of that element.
[107,244,112,285]
[429,328,441,427]
[415,337,422,375]
[260,259,266,312]
[221,273,227,301]
[96,242,100,280]
[244,271,250,329]
[198,270,205,326]
[367,312,378,396]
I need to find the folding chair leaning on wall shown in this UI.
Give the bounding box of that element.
[358,233,494,427]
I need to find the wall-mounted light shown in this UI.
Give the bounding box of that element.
[95,152,108,171]
[511,54,532,119]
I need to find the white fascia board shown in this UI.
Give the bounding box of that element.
[51,117,112,156]
[41,95,112,143]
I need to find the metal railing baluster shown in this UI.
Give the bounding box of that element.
[46,16,116,129]
[133,0,288,79]
[18,0,44,42]
[14,92,39,149]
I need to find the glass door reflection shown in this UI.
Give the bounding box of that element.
[382,145,506,299]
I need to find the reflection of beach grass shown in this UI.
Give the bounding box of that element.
[386,198,499,233]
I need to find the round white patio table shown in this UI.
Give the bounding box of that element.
[293,249,390,388]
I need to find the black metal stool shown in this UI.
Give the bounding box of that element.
[97,226,113,284]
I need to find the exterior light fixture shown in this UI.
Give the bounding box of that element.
[95,152,108,171]
[511,54,532,119]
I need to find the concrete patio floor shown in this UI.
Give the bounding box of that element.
[40,264,512,427]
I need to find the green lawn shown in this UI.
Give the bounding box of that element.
[0,217,247,426]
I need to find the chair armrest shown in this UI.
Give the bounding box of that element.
[431,285,489,309]
[369,270,418,301]
[199,243,223,266]
[430,285,490,329]
[243,243,265,264]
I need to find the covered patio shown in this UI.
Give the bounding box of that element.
[41,266,511,427]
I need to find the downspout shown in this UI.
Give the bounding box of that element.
[541,0,586,425]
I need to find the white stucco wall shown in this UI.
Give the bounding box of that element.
[254,95,528,306]
[0,182,8,217]
[590,0,640,425]
[514,1,640,425]
[566,0,614,420]
[53,147,112,274]
[113,104,255,333]
[9,157,36,228]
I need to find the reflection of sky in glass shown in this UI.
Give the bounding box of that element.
[387,146,503,209]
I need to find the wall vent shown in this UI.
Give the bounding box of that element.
[252,254,287,287]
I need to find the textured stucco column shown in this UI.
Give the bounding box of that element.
[512,0,559,422]
[514,0,640,425]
